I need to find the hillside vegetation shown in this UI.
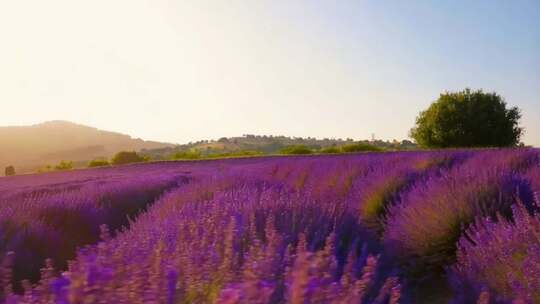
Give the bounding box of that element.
[0,121,172,173]
[142,134,417,160]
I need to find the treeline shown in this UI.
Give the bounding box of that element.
[3,142,391,176]
[34,152,146,173]
[279,142,383,155]
[3,152,152,176]
[170,141,384,159]
[3,134,416,176]
[85,151,149,168]
[142,135,417,160]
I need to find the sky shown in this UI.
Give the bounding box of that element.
[0,1,538,146]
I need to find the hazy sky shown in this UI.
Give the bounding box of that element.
[1,1,539,146]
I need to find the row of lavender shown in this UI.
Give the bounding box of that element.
[0,162,202,291]
[1,149,539,303]
[0,157,325,292]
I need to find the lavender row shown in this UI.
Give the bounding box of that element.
[4,175,402,303]
[0,165,192,294]
[0,149,538,303]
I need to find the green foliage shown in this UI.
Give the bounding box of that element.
[320,146,341,154]
[410,88,523,148]
[55,161,73,171]
[111,151,147,165]
[171,149,265,160]
[341,142,383,153]
[280,145,313,155]
[360,175,408,230]
[4,166,15,176]
[206,150,263,159]
[88,159,110,168]
[141,135,417,159]
[37,165,53,173]
[172,150,201,160]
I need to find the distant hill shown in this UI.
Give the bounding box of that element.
[141,134,418,160]
[1,121,418,173]
[0,121,173,173]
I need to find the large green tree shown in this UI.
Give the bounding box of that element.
[410,89,523,148]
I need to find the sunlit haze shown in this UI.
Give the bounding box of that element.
[1,1,538,146]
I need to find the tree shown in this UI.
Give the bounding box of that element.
[38,165,53,173]
[280,145,313,155]
[111,151,147,165]
[320,146,341,154]
[341,142,382,153]
[172,150,201,160]
[88,159,110,168]
[55,160,73,171]
[410,89,523,148]
[4,166,15,176]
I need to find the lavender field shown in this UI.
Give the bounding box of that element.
[0,149,539,303]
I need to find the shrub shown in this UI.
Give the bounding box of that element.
[451,203,540,303]
[383,155,535,275]
[88,159,110,168]
[111,151,147,165]
[320,146,341,154]
[4,166,15,176]
[360,173,411,230]
[54,161,73,171]
[357,153,461,232]
[171,150,201,160]
[37,165,53,173]
[280,145,313,155]
[342,143,383,153]
[410,88,523,148]
[206,150,263,159]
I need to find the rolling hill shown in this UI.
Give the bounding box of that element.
[141,134,418,160]
[0,121,173,173]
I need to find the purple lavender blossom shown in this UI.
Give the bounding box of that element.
[451,202,540,303]
[0,149,537,303]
